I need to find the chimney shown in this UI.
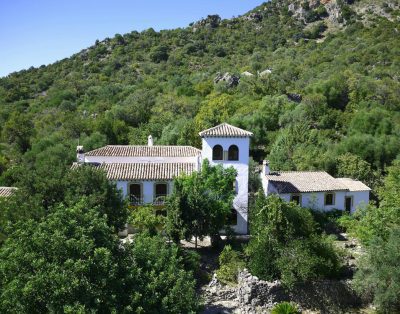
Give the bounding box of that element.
[148,135,153,147]
[263,160,270,175]
[76,146,85,163]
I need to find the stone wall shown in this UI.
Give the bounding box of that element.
[236,269,364,314]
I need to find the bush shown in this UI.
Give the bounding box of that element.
[216,245,245,284]
[128,204,165,236]
[354,227,400,312]
[247,194,342,288]
[0,201,200,313]
[271,301,299,314]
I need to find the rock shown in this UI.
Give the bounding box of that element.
[236,269,364,312]
[214,72,240,88]
[287,93,302,103]
[241,71,254,77]
[193,15,221,31]
[243,12,263,22]
[258,69,272,77]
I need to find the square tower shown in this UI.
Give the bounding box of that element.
[199,123,253,234]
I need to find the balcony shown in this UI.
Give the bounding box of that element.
[153,195,167,206]
[129,195,144,206]
[129,195,167,206]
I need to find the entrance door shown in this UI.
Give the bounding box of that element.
[345,196,352,213]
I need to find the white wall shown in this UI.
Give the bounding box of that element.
[116,180,173,204]
[202,137,250,234]
[261,175,369,213]
[279,191,369,213]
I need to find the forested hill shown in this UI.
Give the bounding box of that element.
[0,0,399,191]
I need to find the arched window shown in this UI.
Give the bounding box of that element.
[228,145,239,161]
[212,145,223,160]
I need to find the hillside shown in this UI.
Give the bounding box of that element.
[0,0,399,190]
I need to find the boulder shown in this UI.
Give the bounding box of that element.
[214,72,240,88]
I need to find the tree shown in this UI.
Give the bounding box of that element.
[2,112,35,153]
[150,45,169,63]
[166,159,237,247]
[354,227,400,312]
[0,201,199,313]
[336,153,380,193]
[247,193,341,287]
[0,201,127,313]
[128,204,165,236]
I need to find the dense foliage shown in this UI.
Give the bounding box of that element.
[0,201,199,313]
[338,161,400,312]
[247,193,341,288]
[216,245,245,284]
[353,227,400,312]
[0,165,127,243]
[0,0,399,311]
[0,0,399,190]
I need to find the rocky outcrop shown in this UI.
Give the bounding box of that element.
[214,72,240,88]
[193,15,221,31]
[237,269,364,314]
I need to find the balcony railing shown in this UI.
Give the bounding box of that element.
[153,195,167,206]
[129,195,167,206]
[129,195,144,206]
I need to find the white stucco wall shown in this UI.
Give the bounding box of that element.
[116,180,173,204]
[202,137,250,234]
[261,176,369,213]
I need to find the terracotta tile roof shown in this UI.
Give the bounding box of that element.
[85,145,201,157]
[336,178,371,191]
[0,187,17,197]
[265,171,349,193]
[72,162,196,181]
[199,123,253,138]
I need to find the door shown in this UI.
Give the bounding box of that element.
[345,196,352,213]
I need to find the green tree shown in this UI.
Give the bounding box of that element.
[2,112,35,153]
[166,159,237,247]
[354,227,400,312]
[0,201,199,313]
[247,193,341,287]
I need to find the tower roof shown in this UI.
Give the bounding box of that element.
[199,123,253,138]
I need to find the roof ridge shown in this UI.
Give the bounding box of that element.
[199,123,253,137]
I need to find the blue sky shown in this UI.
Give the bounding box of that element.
[0,0,264,77]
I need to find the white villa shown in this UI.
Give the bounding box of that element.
[260,161,371,213]
[76,123,252,234]
[75,123,370,235]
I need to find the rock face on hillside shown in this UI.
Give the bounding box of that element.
[214,72,240,88]
[202,269,365,314]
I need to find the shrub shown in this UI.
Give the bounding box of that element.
[271,301,299,314]
[247,194,342,287]
[128,204,165,236]
[354,227,400,312]
[216,245,245,284]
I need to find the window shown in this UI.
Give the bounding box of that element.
[212,145,223,160]
[290,194,301,205]
[154,183,168,205]
[228,145,239,161]
[129,183,142,205]
[155,183,168,198]
[325,193,335,206]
